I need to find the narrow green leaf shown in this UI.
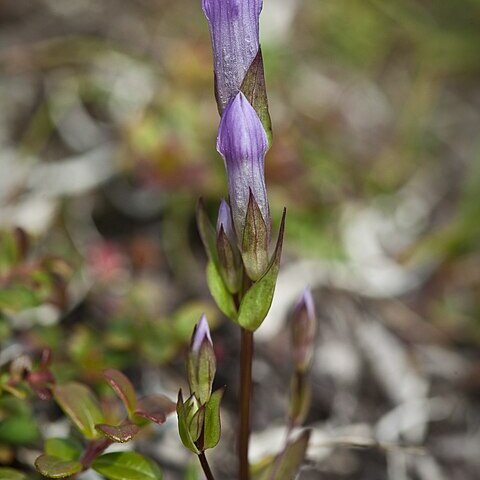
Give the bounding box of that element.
[238,209,286,331]
[52,383,105,439]
[241,47,273,146]
[196,199,218,264]
[203,387,224,450]
[262,430,311,480]
[0,467,26,480]
[206,261,237,321]
[95,422,140,443]
[92,451,162,480]
[35,454,82,478]
[103,369,137,416]
[45,437,83,461]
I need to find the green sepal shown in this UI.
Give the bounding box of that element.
[288,373,311,428]
[206,261,237,321]
[176,390,200,454]
[203,387,224,450]
[240,47,273,146]
[217,226,242,293]
[242,191,270,281]
[187,339,216,405]
[188,404,205,443]
[238,209,286,331]
[35,454,82,478]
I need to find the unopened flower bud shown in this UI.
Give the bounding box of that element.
[187,315,216,405]
[216,199,242,292]
[217,92,270,246]
[291,288,317,373]
[202,0,263,113]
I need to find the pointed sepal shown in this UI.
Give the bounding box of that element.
[217,226,242,293]
[242,190,270,281]
[176,390,200,454]
[238,208,286,331]
[240,47,272,146]
[203,387,225,450]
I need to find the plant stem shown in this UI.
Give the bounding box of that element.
[198,452,215,480]
[239,327,253,480]
[80,437,112,469]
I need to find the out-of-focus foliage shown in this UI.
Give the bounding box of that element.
[0,0,479,478]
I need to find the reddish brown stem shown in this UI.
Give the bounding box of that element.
[239,328,253,480]
[198,452,215,480]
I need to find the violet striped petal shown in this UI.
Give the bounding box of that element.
[217,92,269,240]
[202,0,263,112]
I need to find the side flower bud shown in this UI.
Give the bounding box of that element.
[187,315,216,405]
[202,0,263,113]
[216,199,242,293]
[217,92,270,279]
[291,288,317,373]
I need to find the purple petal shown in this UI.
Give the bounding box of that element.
[216,199,236,246]
[217,92,269,239]
[202,0,263,112]
[192,314,212,353]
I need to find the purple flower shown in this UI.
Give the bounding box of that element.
[192,314,212,353]
[217,92,269,241]
[202,0,263,112]
[216,198,236,246]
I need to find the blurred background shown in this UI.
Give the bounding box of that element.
[1,0,480,478]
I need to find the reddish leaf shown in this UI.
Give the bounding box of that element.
[134,395,176,425]
[103,369,137,415]
[95,422,140,443]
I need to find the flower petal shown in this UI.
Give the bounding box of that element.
[216,92,269,239]
[202,0,263,112]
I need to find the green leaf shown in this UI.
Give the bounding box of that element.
[35,454,82,478]
[0,411,40,445]
[52,382,105,439]
[206,261,237,321]
[203,387,224,450]
[260,430,311,480]
[95,422,140,443]
[103,369,137,416]
[45,437,83,461]
[92,451,163,480]
[238,209,286,331]
[0,467,27,480]
[241,47,273,146]
[196,199,218,264]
